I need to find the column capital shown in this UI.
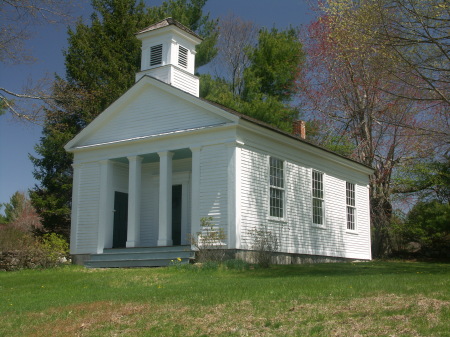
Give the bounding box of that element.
[127,155,143,163]
[157,151,174,158]
[189,146,202,153]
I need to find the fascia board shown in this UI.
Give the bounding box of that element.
[68,122,237,153]
[238,119,374,176]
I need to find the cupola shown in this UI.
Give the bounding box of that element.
[135,18,202,97]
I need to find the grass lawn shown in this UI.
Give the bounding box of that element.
[0,261,449,336]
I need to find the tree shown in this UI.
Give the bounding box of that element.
[405,200,450,257]
[321,0,450,122]
[0,0,76,121]
[1,191,42,232]
[212,14,258,96]
[202,25,305,132]
[300,6,445,257]
[30,0,217,237]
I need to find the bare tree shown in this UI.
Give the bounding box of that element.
[0,0,75,121]
[213,14,258,96]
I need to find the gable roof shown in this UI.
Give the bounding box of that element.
[65,74,373,173]
[136,17,203,41]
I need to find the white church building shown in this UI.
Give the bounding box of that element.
[65,18,373,267]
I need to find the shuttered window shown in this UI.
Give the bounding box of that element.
[346,182,356,230]
[269,157,284,218]
[178,46,188,68]
[312,170,324,225]
[150,44,163,67]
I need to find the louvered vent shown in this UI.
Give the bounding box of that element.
[150,44,163,66]
[178,46,188,68]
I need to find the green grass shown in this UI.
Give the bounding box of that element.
[1,261,449,336]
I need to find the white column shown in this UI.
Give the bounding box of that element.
[97,160,113,253]
[157,151,174,246]
[190,147,201,247]
[126,155,143,248]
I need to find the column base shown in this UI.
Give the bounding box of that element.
[158,239,173,246]
[126,241,138,248]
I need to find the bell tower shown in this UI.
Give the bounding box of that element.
[135,18,202,97]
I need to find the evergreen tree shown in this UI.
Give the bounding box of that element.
[201,26,304,132]
[30,0,217,237]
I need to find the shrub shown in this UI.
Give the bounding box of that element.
[0,225,69,271]
[248,225,279,268]
[189,217,227,263]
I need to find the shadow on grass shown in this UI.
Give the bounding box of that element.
[243,260,450,279]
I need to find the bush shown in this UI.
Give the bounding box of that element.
[189,217,227,263]
[0,225,69,271]
[248,225,279,268]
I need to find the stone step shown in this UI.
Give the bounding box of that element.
[84,246,195,268]
[85,257,190,268]
[89,250,194,262]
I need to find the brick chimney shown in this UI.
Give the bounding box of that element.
[293,120,306,139]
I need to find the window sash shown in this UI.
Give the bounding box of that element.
[347,206,356,230]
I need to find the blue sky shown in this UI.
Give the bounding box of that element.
[0,0,315,207]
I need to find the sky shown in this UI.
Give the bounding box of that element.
[0,0,315,207]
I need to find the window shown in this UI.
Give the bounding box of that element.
[150,44,163,66]
[346,182,356,230]
[312,170,324,225]
[269,157,284,218]
[178,46,188,68]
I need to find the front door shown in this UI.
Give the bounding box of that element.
[172,185,182,246]
[113,191,128,248]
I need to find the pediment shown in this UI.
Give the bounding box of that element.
[65,77,237,150]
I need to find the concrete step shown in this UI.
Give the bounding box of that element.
[85,257,190,268]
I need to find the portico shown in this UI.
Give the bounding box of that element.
[93,146,200,254]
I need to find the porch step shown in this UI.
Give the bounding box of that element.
[84,245,194,268]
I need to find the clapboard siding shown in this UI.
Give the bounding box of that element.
[172,67,198,96]
[199,144,228,233]
[76,162,100,253]
[80,87,229,146]
[239,146,371,260]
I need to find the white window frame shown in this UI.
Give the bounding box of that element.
[269,156,285,220]
[312,170,325,227]
[178,45,188,68]
[150,44,163,67]
[346,182,357,232]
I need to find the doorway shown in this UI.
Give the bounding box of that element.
[172,185,182,245]
[113,191,128,248]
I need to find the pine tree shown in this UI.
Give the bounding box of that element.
[30,0,217,237]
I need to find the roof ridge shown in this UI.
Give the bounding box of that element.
[136,17,202,40]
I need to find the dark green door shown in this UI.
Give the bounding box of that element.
[172,185,182,246]
[113,191,128,248]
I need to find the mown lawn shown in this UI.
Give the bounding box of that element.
[0,261,449,336]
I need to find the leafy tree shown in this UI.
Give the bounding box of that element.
[394,155,450,204]
[300,4,445,257]
[1,191,42,232]
[202,25,304,132]
[405,200,450,257]
[30,0,216,237]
